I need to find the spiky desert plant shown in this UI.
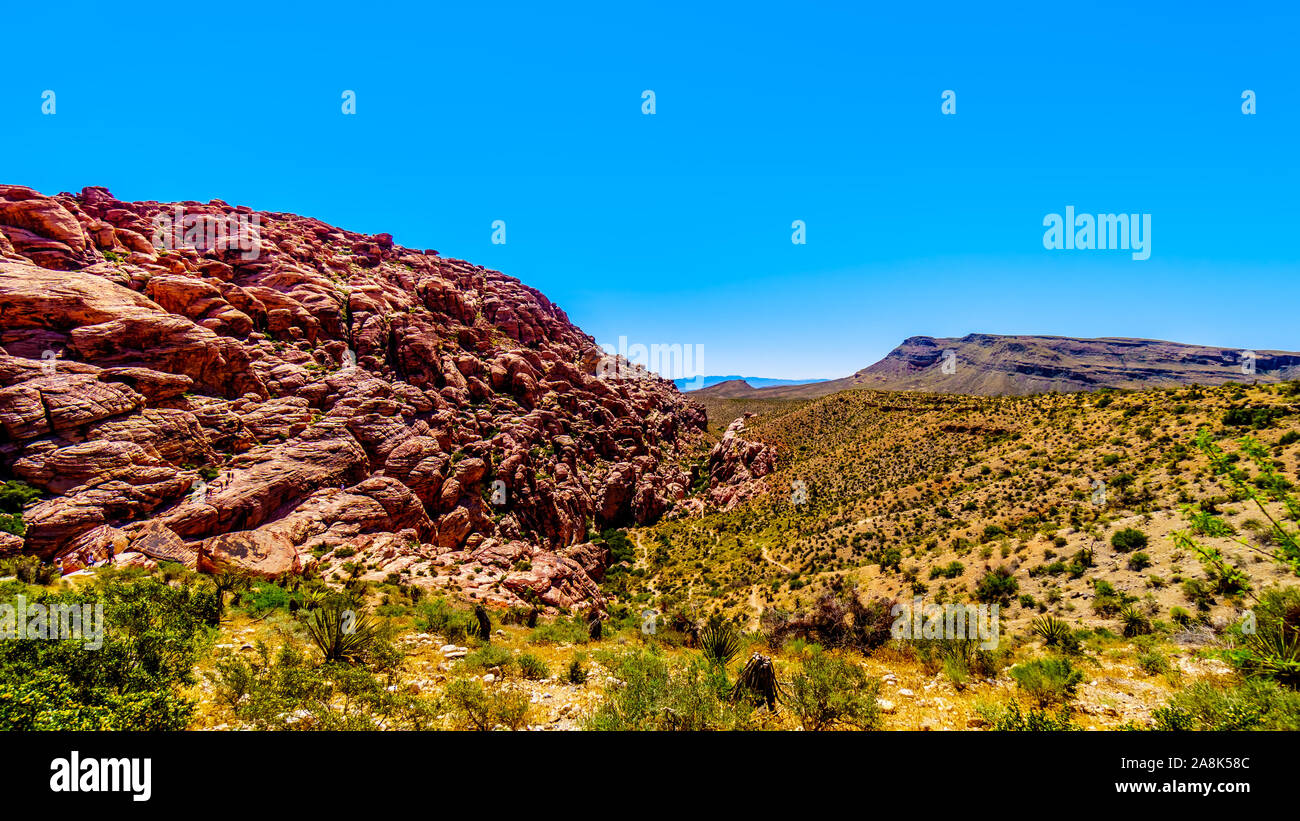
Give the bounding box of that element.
[209,567,251,623]
[299,587,328,611]
[1119,604,1152,637]
[1030,615,1072,647]
[307,599,379,663]
[473,603,491,642]
[732,653,781,710]
[1237,625,1300,688]
[699,622,742,668]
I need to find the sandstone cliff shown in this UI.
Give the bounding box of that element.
[0,184,707,612]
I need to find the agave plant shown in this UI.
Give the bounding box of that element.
[699,622,742,667]
[307,599,379,663]
[732,653,781,710]
[1030,615,1072,647]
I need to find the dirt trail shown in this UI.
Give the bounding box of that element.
[760,546,792,574]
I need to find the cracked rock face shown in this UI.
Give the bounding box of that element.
[0,184,707,613]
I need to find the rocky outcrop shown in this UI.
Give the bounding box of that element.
[0,184,708,612]
[706,415,777,510]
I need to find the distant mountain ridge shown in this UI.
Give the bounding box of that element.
[693,334,1300,399]
[674,375,828,392]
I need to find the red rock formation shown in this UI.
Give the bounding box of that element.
[706,415,777,510]
[0,184,708,612]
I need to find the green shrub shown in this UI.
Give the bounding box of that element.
[929,561,965,580]
[1127,552,1152,571]
[517,653,550,680]
[460,643,513,673]
[0,480,41,514]
[414,597,478,643]
[0,513,24,538]
[1119,604,1153,637]
[443,679,529,730]
[584,649,753,730]
[699,621,742,667]
[1152,679,1300,731]
[1010,657,1084,706]
[989,701,1080,731]
[1030,615,1078,651]
[1111,528,1148,553]
[209,641,436,730]
[528,615,591,645]
[1137,648,1173,679]
[0,556,59,585]
[786,650,881,730]
[241,582,291,613]
[306,598,385,664]
[0,577,215,730]
[1228,587,1300,687]
[975,566,1019,604]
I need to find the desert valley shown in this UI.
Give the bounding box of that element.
[1,185,1297,732]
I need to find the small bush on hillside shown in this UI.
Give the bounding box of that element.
[414,597,479,643]
[529,615,592,645]
[1111,528,1148,553]
[517,653,550,680]
[699,621,743,668]
[584,650,754,731]
[763,590,895,652]
[1152,679,1300,731]
[786,650,881,730]
[459,644,513,674]
[443,679,529,730]
[988,701,1080,731]
[975,566,1019,605]
[1010,657,1084,706]
[567,655,589,685]
[1227,587,1300,687]
[1119,604,1153,637]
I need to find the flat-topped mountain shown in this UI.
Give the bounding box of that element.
[676,375,828,393]
[695,334,1300,398]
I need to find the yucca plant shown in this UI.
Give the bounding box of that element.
[307,599,379,663]
[732,653,781,710]
[1030,615,1072,647]
[211,567,251,622]
[1237,625,1300,688]
[699,622,742,668]
[1119,604,1152,637]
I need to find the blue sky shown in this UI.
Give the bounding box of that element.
[3,1,1297,378]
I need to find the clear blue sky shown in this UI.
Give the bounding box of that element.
[3,1,1296,378]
